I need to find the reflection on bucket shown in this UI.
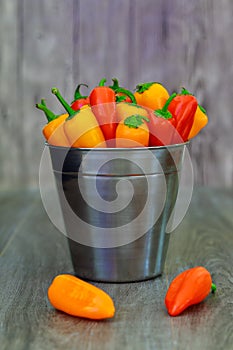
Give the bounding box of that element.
[48,143,187,282]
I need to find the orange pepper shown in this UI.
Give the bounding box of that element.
[165,266,216,316]
[52,88,106,148]
[134,82,170,110]
[36,99,70,147]
[188,104,208,139]
[134,90,143,106]
[48,274,115,320]
[115,114,150,148]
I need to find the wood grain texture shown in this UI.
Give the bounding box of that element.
[0,187,232,350]
[0,0,233,189]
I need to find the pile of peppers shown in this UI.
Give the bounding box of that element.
[36,79,208,148]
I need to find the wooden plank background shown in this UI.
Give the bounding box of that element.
[0,0,233,189]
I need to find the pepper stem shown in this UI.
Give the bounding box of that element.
[36,100,57,123]
[74,83,88,100]
[99,78,107,86]
[116,95,127,103]
[162,92,177,111]
[135,82,157,93]
[124,114,149,129]
[51,88,75,117]
[110,78,120,90]
[41,98,47,107]
[180,87,192,95]
[211,283,216,293]
[115,87,137,104]
[153,92,176,120]
[198,104,207,115]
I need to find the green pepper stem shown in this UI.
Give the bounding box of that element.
[211,283,216,293]
[99,78,107,86]
[162,92,177,112]
[153,93,177,120]
[135,82,157,93]
[74,83,88,100]
[116,95,127,103]
[180,87,192,95]
[110,78,120,90]
[36,100,57,123]
[41,98,47,107]
[124,114,149,128]
[115,87,137,104]
[51,88,75,117]
[198,104,207,114]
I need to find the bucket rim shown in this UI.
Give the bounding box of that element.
[45,141,189,152]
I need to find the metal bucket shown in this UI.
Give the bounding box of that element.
[48,143,186,282]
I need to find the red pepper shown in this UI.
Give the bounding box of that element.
[89,78,117,145]
[71,83,90,111]
[167,89,198,142]
[148,93,177,146]
[165,266,216,316]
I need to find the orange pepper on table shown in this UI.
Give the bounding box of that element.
[36,99,70,147]
[134,82,170,110]
[48,274,115,320]
[165,266,216,316]
[52,88,106,148]
[115,114,150,148]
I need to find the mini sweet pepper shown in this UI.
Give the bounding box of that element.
[36,99,70,147]
[167,90,198,142]
[89,78,117,145]
[134,82,170,110]
[52,88,106,148]
[165,266,216,316]
[116,114,150,148]
[177,88,208,140]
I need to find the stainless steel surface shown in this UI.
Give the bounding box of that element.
[48,144,186,282]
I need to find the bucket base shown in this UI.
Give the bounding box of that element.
[67,232,170,283]
[72,271,162,283]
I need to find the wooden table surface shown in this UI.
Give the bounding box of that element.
[0,187,232,350]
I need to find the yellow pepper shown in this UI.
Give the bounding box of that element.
[188,104,208,139]
[116,102,148,122]
[134,82,170,110]
[52,88,106,148]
